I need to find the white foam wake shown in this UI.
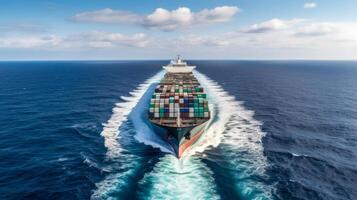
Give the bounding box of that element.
[136,70,271,200]
[100,71,164,159]
[192,70,272,199]
[93,69,271,199]
[92,71,166,199]
[137,155,220,200]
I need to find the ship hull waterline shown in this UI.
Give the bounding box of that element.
[150,121,208,158]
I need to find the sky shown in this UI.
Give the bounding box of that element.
[0,0,357,60]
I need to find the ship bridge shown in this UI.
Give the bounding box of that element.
[163,56,196,73]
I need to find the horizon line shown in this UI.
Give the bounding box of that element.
[1,58,357,62]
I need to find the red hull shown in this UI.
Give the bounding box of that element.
[178,126,205,158]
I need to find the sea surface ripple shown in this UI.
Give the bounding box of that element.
[0,60,356,200]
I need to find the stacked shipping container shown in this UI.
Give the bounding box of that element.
[148,83,210,119]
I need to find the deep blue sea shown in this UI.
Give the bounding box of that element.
[0,61,356,200]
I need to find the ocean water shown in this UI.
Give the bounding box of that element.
[0,60,356,200]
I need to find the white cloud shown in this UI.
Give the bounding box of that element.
[194,6,239,24]
[71,6,239,31]
[173,19,357,52]
[71,8,140,24]
[2,18,357,60]
[142,7,194,30]
[0,35,60,48]
[240,18,303,33]
[65,31,149,48]
[304,2,317,9]
[0,32,150,49]
[295,23,335,36]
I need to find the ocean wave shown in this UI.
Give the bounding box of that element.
[99,71,164,159]
[134,70,272,200]
[92,71,165,199]
[137,155,220,200]
[93,69,272,199]
[193,71,273,199]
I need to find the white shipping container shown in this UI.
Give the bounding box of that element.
[149,108,154,113]
[175,108,179,113]
[175,103,179,108]
[169,113,174,118]
[204,112,209,118]
[154,113,160,118]
[189,113,194,118]
[160,103,164,108]
[155,108,159,112]
[179,99,184,103]
[189,108,194,112]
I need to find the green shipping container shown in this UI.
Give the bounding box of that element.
[150,104,155,108]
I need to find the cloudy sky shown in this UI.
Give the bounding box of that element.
[0,0,356,60]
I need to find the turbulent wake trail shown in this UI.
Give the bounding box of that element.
[136,71,271,200]
[194,71,272,199]
[137,155,220,200]
[93,70,271,200]
[92,71,166,199]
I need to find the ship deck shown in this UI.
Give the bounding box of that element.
[149,118,209,128]
[148,72,210,128]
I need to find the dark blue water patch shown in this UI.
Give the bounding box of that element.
[1,60,357,200]
[0,61,163,199]
[194,60,357,200]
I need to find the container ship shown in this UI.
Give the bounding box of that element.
[148,56,210,158]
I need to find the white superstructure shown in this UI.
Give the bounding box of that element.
[163,56,196,73]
